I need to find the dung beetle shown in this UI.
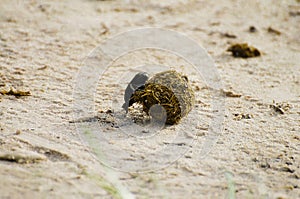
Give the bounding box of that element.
[122,72,149,112]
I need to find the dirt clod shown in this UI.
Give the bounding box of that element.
[270,101,291,114]
[0,150,47,164]
[267,27,281,35]
[0,88,31,97]
[249,26,257,33]
[233,113,253,120]
[227,43,261,58]
[221,89,242,98]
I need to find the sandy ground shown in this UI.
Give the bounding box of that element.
[0,0,299,198]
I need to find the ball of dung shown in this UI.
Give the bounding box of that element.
[130,70,195,124]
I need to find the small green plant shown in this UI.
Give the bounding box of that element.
[82,130,134,199]
[86,172,123,199]
[225,172,236,199]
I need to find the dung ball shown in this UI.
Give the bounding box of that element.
[129,70,195,125]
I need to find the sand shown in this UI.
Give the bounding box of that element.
[0,0,299,198]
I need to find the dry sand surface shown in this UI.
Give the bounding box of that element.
[0,0,299,198]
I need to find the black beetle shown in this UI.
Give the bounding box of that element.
[122,72,149,113]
